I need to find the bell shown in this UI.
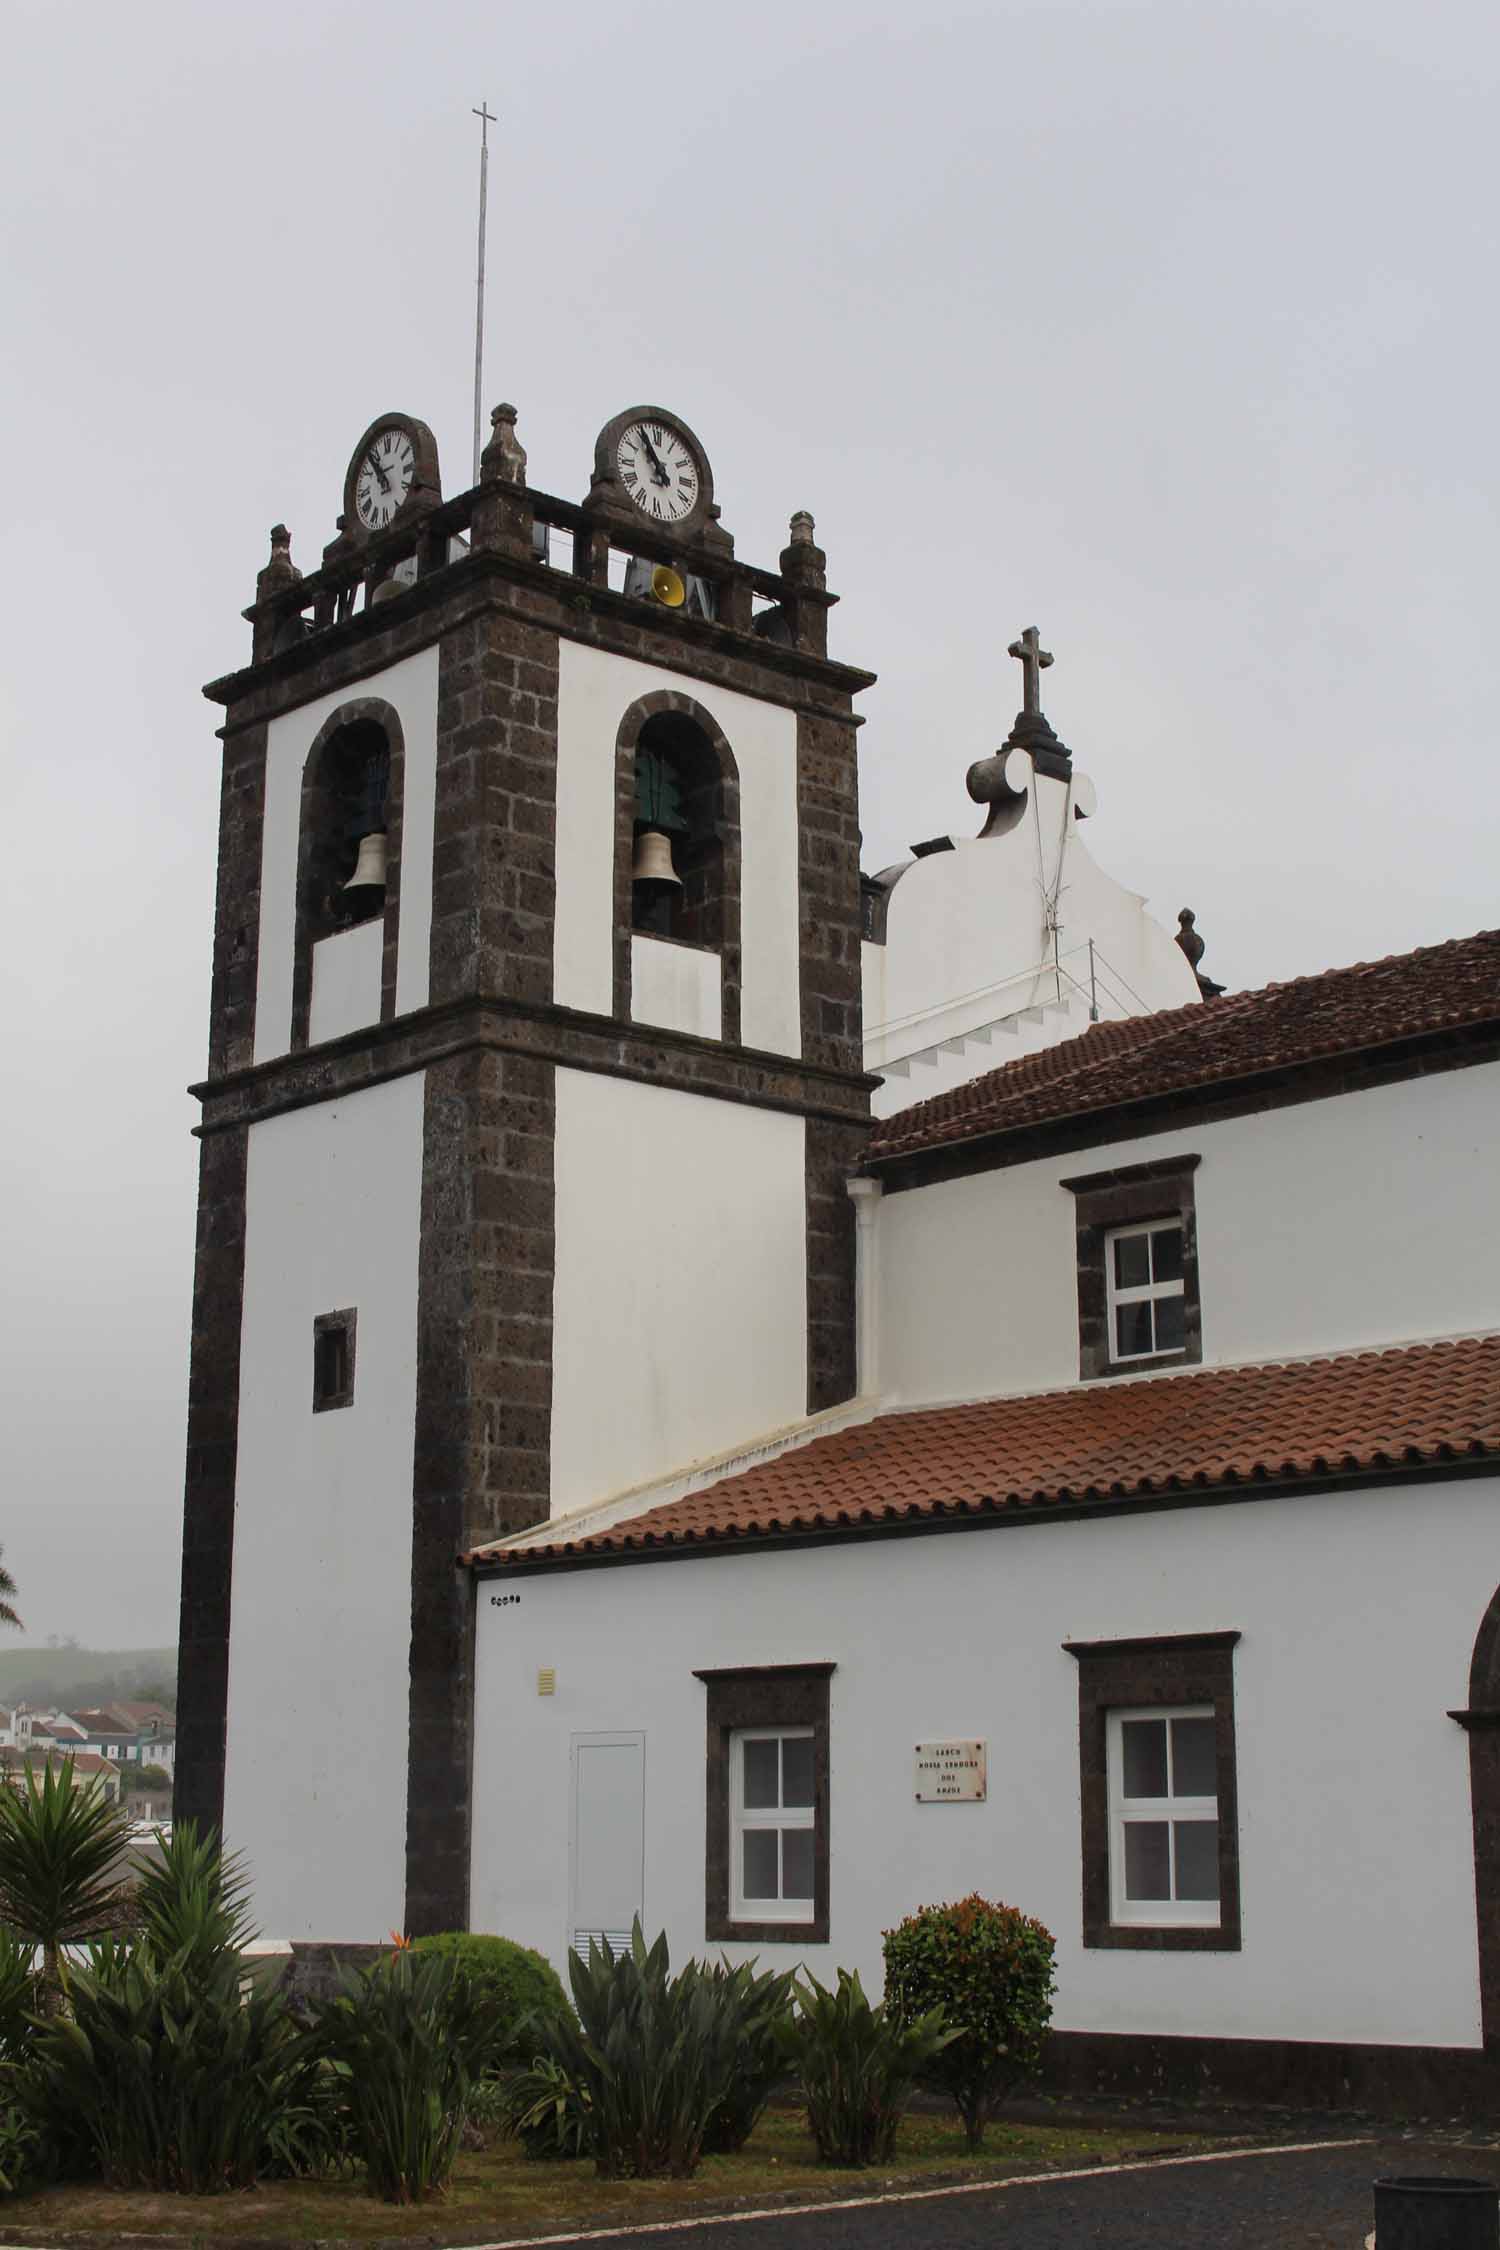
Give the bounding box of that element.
[631,827,683,889]
[341,830,388,904]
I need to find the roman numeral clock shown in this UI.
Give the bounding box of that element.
[590,405,722,539]
[343,412,442,537]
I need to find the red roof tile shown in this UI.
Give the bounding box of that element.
[867,929,1500,1165]
[478,1336,1500,1567]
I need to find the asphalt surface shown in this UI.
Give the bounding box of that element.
[471,2138,1500,2250]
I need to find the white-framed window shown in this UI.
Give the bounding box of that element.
[730,1728,815,1924]
[1105,1220,1186,1363]
[1107,1705,1220,1926]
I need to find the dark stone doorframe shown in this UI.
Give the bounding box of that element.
[1452,1583,1500,2052]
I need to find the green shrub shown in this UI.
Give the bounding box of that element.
[311,1947,505,2203]
[882,1894,1057,2149]
[410,1931,566,2067]
[694,1958,795,2154]
[779,1968,953,2167]
[0,2106,41,2195]
[528,1923,744,2179]
[19,1826,318,2194]
[500,2054,591,2160]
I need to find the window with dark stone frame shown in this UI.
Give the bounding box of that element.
[312,1309,356,1412]
[694,1663,833,1945]
[1061,1154,1203,1381]
[1064,1631,1241,1952]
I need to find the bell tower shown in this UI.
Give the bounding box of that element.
[174,402,875,1940]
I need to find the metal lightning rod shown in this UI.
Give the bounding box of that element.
[471,101,496,486]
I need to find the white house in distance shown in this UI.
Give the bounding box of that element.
[174,393,1500,2116]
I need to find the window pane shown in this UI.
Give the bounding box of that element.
[1153,1294,1186,1353]
[1123,1821,1171,1900]
[1171,1716,1217,1799]
[742,1828,779,1900]
[1151,1227,1184,1284]
[1121,1718,1168,1799]
[782,1735,814,1809]
[782,1827,814,1900]
[1115,1301,1154,1358]
[742,1738,778,1810]
[1113,1233,1151,1289]
[1173,1820,1220,1901]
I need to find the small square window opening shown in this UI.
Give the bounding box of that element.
[312,1310,356,1412]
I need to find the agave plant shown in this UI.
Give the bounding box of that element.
[18,1822,323,2193]
[0,1760,133,2012]
[310,1946,505,2203]
[779,1968,954,2166]
[528,1923,746,2180]
[692,1957,795,2154]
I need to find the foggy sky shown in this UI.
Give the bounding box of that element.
[3,0,1496,1650]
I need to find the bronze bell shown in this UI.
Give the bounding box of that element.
[631,827,683,889]
[341,830,388,905]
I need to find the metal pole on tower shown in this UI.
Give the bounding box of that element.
[471,102,496,486]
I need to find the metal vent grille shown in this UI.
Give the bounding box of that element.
[571,1928,632,1962]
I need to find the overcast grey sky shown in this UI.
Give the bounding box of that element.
[2,0,1496,1651]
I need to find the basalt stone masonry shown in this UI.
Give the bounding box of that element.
[175,436,875,1934]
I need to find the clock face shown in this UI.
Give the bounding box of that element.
[354,427,416,531]
[616,420,700,524]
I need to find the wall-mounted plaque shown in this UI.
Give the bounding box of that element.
[915,1739,987,1802]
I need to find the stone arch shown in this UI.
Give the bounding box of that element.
[291,696,407,1051]
[612,690,742,1046]
[1457,1585,1500,2050]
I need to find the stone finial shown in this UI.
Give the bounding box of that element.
[998,622,1072,782]
[321,513,356,569]
[481,401,527,486]
[1175,908,1205,969]
[788,510,816,546]
[1176,908,1226,998]
[258,522,301,594]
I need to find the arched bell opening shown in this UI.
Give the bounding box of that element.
[306,718,392,938]
[613,692,742,1046]
[291,697,406,1052]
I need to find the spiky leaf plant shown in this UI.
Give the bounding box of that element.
[0,1761,133,2011]
[779,1967,954,2166]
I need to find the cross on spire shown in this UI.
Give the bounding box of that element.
[472,100,496,144]
[1007,625,1053,716]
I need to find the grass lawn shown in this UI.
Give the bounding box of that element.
[0,2105,1220,2245]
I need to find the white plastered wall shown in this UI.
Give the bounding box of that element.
[551,642,802,1056]
[875,1061,1500,1407]
[862,766,1201,1111]
[549,1068,807,1516]
[253,645,439,1063]
[471,1473,1495,2050]
[225,1073,423,1940]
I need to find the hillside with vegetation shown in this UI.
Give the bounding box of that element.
[0,1648,176,1714]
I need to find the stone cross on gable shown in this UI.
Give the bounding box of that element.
[1008,625,1053,716]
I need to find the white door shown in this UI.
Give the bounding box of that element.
[569,1732,645,1961]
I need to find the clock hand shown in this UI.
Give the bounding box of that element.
[638,431,671,484]
[365,449,391,494]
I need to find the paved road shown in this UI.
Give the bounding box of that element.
[467,2138,1500,2250]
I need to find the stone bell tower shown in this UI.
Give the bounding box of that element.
[174,401,875,1941]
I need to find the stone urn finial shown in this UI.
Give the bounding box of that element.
[481,401,527,486]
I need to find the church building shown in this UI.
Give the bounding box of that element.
[175,400,1500,2112]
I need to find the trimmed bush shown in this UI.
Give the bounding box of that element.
[410,1932,566,2067]
[780,1968,953,2167]
[882,1894,1057,2149]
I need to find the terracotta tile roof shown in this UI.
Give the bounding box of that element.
[868,929,1500,1165]
[478,1336,1500,1568]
